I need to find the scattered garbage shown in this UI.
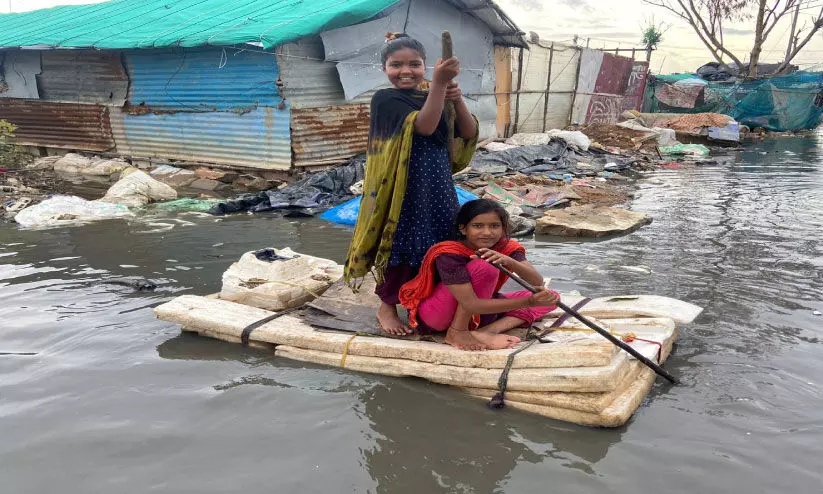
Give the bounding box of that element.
[99,168,178,207]
[149,165,198,188]
[535,205,651,237]
[658,144,710,158]
[14,195,134,228]
[53,153,129,176]
[219,247,344,311]
[210,154,365,216]
[349,179,364,196]
[482,141,519,152]
[506,133,551,146]
[657,113,733,133]
[578,123,654,152]
[504,205,535,237]
[149,198,221,213]
[545,129,591,151]
[26,156,61,170]
[320,186,478,226]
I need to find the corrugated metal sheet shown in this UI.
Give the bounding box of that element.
[0,50,40,99]
[292,104,369,167]
[594,53,633,94]
[124,47,280,111]
[623,61,649,112]
[0,99,113,151]
[276,36,373,109]
[38,50,129,105]
[110,105,291,170]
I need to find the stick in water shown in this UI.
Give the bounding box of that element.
[477,255,680,385]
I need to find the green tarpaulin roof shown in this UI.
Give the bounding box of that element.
[0,0,402,50]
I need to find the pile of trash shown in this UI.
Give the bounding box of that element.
[1,166,65,221]
[459,139,639,183]
[209,155,365,216]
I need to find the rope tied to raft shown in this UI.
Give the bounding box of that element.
[240,278,325,299]
[487,297,592,410]
[240,306,302,346]
[549,327,664,363]
[340,332,376,368]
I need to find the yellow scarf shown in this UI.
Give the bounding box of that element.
[343,90,477,288]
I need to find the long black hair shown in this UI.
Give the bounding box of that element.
[380,33,426,68]
[454,199,509,238]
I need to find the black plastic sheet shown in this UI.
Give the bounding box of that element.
[209,155,365,216]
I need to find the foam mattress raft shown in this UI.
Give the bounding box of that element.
[154,249,703,428]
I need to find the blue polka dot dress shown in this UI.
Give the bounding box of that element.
[389,134,459,268]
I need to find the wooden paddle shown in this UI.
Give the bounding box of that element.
[477,255,681,385]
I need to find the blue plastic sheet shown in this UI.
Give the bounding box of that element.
[320,186,479,226]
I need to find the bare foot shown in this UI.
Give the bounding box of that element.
[472,331,521,350]
[377,303,413,336]
[445,327,487,351]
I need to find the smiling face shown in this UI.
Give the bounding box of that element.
[383,48,426,90]
[459,211,506,250]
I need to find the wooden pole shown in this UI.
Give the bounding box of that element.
[512,47,524,135]
[541,43,554,133]
[480,258,680,385]
[442,31,457,162]
[567,47,582,127]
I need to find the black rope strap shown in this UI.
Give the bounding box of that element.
[534,297,592,343]
[240,307,301,346]
[487,297,593,410]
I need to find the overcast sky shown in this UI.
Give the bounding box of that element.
[4,0,823,74]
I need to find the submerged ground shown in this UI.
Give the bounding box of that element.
[1,135,821,493]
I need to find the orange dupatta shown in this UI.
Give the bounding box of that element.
[398,239,525,328]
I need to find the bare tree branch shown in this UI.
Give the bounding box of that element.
[643,0,822,77]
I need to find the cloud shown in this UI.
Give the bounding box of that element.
[509,0,544,11]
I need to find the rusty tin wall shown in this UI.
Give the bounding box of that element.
[0,99,114,151]
[38,50,129,106]
[110,105,292,170]
[109,47,291,170]
[291,104,369,167]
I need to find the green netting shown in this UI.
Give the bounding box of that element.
[644,71,823,132]
[0,0,401,50]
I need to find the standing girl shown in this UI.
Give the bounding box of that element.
[399,199,560,351]
[343,33,478,335]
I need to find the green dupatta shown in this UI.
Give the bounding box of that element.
[343,89,477,287]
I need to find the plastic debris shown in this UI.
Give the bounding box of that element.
[546,129,591,151]
[658,144,710,157]
[14,195,134,228]
[100,169,178,207]
[149,198,221,212]
[220,247,343,311]
[320,186,478,226]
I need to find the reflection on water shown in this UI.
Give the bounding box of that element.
[1,135,823,492]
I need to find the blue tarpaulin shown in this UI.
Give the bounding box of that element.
[644,71,823,132]
[320,186,479,226]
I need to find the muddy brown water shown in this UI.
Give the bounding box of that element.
[2,136,822,493]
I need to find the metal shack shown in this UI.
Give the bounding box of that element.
[0,0,525,172]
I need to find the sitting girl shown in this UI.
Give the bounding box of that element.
[399,199,560,351]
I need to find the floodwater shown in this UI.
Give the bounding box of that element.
[2,136,822,493]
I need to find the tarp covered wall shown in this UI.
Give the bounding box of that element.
[320,0,499,139]
[644,71,823,132]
